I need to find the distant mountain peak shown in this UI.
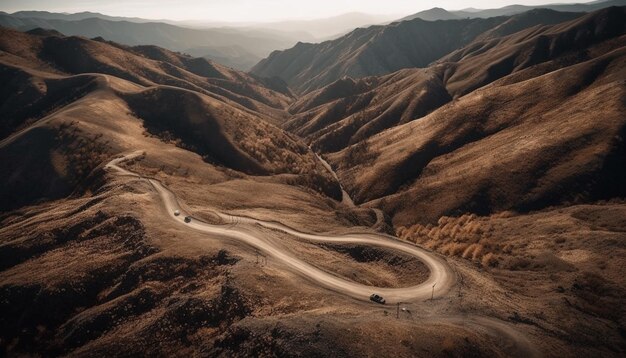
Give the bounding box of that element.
[400,7,461,22]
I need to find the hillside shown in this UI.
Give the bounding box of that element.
[281,7,624,154]
[0,28,340,212]
[441,6,626,97]
[285,69,450,153]
[2,4,626,358]
[251,17,507,94]
[0,26,294,125]
[324,6,626,226]
[252,1,626,96]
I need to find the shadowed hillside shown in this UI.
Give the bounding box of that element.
[284,7,626,157]
[442,6,626,97]
[251,17,508,94]
[250,8,601,95]
[286,69,451,153]
[0,29,341,211]
[0,27,294,121]
[327,21,626,225]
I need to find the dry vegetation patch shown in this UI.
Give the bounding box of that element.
[397,213,501,268]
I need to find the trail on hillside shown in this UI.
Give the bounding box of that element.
[105,151,542,357]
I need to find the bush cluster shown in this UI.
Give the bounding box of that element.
[396,213,502,268]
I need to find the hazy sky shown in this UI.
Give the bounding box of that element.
[1,0,597,22]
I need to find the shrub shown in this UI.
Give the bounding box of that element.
[481,253,498,267]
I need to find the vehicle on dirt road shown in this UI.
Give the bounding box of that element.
[174,210,180,216]
[184,216,191,223]
[370,294,385,304]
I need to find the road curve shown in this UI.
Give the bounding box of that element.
[105,151,542,357]
[106,151,455,303]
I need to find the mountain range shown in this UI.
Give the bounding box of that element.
[251,8,591,94]
[1,1,625,357]
[280,6,626,227]
[0,14,310,70]
[401,0,626,21]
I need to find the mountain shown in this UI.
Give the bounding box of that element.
[9,10,164,23]
[277,8,604,155]
[285,69,451,153]
[320,6,626,227]
[0,26,343,212]
[255,8,619,158]
[2,3,626,358]
[398,7,461,22]
[472,8,585,41]
[251,17,508,94]
[0,14,305,70]
[451,0,626,18]
[250,4,609,95]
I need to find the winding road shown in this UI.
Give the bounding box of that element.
[106,151,454,303]
[106,151,541,357]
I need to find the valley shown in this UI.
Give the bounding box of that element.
[1,1,625,357]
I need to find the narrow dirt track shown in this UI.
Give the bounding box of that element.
[107,151,455,303]
[105,151,542,357]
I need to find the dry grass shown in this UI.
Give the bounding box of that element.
[54,121,111,185]
[397,213,501,267]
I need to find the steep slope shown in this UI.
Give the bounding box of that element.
[474,8,584,41]
[286,69,451,153]
[2,8,626,358]
[250,17,508,94]
[0,27,293,121]
[283,7,624,154]
[0,29,339,211]
[327,34,626,226]
[251,7,598,95]
[441,6,626,97]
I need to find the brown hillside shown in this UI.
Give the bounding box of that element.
[0,27,293,119]
[287,69,451,153]
[1,7,626,358]
[328,44,626,226]
[282,7,626,157]
[441,6,626,97]
[0,30,341,211]
[251,17,508,94]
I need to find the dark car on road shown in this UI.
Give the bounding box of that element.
[184,216,191,223]
[370,294,385,304]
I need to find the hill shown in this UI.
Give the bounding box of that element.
[285,69,450,153]
[0,27,341,211]
[1,5,626,358]
[0,14,304,70]
[251,17,507,94]
[398,7,461,22]
[451,0,626,18]
[250,7,600,94]
[281,8,616,153]
[322,7,626,226]
[0,27,294,124]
